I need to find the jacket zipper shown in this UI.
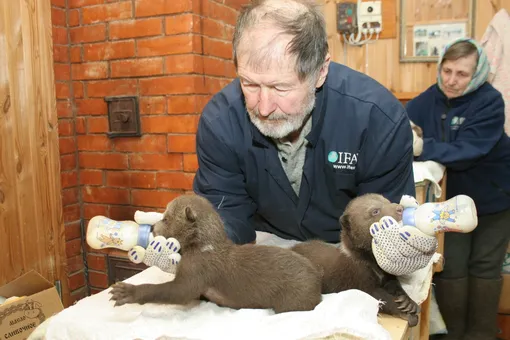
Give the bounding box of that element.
[441,100,450,142]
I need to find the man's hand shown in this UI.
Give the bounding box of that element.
[128,236,181,274]
[370,216,438,276]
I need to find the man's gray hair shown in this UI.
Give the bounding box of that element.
[232,0,329,83]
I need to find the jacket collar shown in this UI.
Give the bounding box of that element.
[250,82,328,148]
[432,83,485,107]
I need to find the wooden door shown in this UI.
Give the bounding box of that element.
[0,0,68,302]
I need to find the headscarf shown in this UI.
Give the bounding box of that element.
[437,37,490,96]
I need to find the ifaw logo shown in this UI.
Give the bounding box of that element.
[327,151,358,171]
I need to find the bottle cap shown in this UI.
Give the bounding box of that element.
[137,224,152,248]
[402,207,417,227]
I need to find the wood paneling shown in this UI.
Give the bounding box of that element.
[0,0,68,304]
[321,0,510,92]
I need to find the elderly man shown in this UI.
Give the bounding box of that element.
[193,0,435,274]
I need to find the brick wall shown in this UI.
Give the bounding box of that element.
[52,0,88,306]
[51,0,250,302]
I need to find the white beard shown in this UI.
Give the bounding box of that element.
[247,89,316,139]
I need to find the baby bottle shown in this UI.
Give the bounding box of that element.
[402,194,478,236]
[86,216,155,251]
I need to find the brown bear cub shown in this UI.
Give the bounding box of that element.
[109,194,322,314]
[291,193,419,326]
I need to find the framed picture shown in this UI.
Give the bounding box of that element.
[400,0,476,63]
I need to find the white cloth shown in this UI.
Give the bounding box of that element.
[413,161,446,198]
[35,232,397,340]
[480,9,510,136]
[37,269,391,340]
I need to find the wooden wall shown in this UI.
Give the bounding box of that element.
[0,0,69,304]
[321,0,510,93]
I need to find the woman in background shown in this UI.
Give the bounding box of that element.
[407,37,510,340]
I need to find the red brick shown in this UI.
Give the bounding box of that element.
[68,271,86,291]
[51,0,66,7]
[165,14,200,35]
[59,137,77,154]
[88,271,109,288]
[165,54,203,74]
[61,154,77,171]
[205,0,238,26]
[64,204,81,222]
[202,17,226,39]
[141,115,200,133]
[157,172,194,190]
[203,56,228,77]
[167,134,196,152]
[80,169,104,185]
[83,41,135,61]
[77,135,113,151]
[82,186,130,204]
[109,205,139,221]
[225,25,235,41]
[79,152,128,169]
[109,18,162,40]
[112,135,167,153]
[52,7,66,27]
[106,171,157,189]
[196,95,212,112]
[129,154,182,171]
[83,203,108,219]
[76,98,108,115]
[66,238,83,258]
[55,82,71,99]
[87,79,137,97]
[140,97,166,115]
[90,288,103,295]
[111,58,163,78]
[58,119,74,136]
[137,35,195,57]
[70,24,107,44]
[82,2,132,24]
[168,95,197,114]
[76,117,86,134]
[67,255,85,273]
[88,117,109,133]
[225,62,236,78]
[69,0,104,8]
[87,254,107,271]
[62,187,79,206]
[57,100,72,118]
[72,62,108,80]
[205,77,228,94]
[70,46,82,63]
[65,221,81,241]
[139,76,204,95]
[135,0,193,17]
[52,27,68,45]
[54,63,71,81]
[53,45,69,63]
[72,81,84,98]
[69,9,80,27]
[224,0,250,10]
[203,37,233,59]
[132,190,182,208]
[61,171,78,189]
[183,153,198,172]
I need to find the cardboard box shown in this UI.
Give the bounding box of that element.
[0,271,64,340]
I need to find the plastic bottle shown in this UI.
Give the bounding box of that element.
[402,194,478,236]
[86,216,154,251]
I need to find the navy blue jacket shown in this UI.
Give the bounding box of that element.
[407,83,510,216]
[193,62,416,244]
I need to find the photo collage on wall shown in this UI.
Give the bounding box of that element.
[413,22,467,57]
